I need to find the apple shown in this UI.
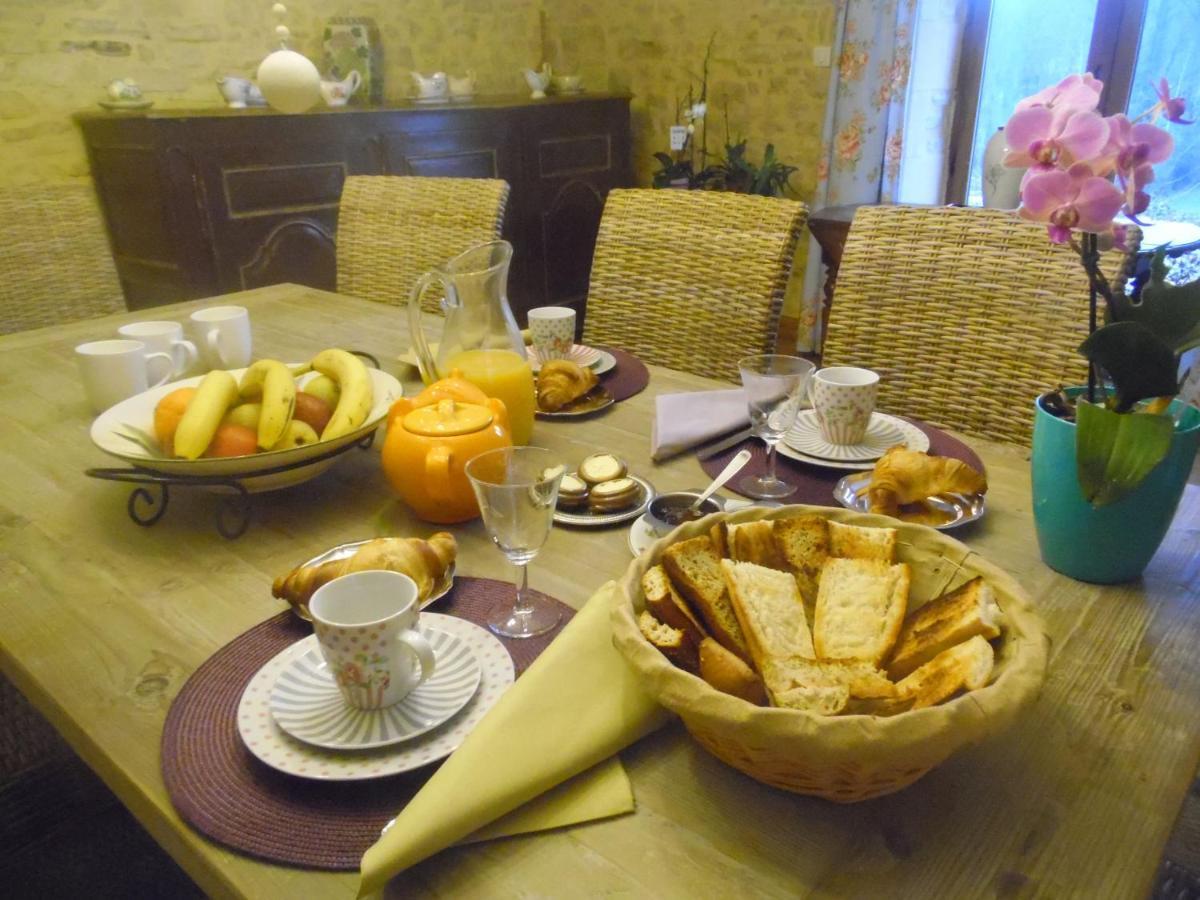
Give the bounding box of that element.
[222,402,262,430]
[269,419,320,451]
[303,374,340,409]
[292,391,333,435]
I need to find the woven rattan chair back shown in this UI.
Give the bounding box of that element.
[336,175,510,312]
[582,188,808,382]
[822,205,1140,446]
[0,182,124,335]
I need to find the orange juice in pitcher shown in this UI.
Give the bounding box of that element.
[446,348,535,445]
[407,240,535,443]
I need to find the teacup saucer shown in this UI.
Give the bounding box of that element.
[784,410,929,463]
[269,628,480,750]
[527,343,601,369]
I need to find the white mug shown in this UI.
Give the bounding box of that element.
[809,366,880,445]
[528,306,576,361]
[117,320,198,380]
[309,571,436,710]
[189,305,252,369]
[75,339,172,413]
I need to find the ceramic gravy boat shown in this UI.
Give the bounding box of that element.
[522,63,551,100]
[410,71,449,102]
[320,70,362,106]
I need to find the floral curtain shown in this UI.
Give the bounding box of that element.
[797,0,918,352]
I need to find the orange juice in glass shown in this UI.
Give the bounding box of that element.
[447,348,535,445]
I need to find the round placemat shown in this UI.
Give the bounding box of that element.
[596,347,649,403]
[161,576,574,870]
[699,418,985,505]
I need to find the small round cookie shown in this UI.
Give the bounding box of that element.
[588,476,641,513]
[556,473,590,510]
[579,453,627,485]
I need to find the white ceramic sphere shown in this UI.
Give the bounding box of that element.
[256,49,320,114]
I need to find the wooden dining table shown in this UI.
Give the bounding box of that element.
[2,282,1198,899]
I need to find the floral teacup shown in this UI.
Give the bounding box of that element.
[309,571,436,710]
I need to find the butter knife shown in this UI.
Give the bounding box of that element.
[695,426,755,461]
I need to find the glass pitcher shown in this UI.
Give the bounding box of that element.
[407,240,535,444]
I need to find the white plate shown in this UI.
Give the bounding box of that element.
[237,613,513,781]
[528,346,616,375]
[833,471,986,530]
[527,344,601,369]
[784,410,909,462]
[90,366,401,493]
[554,474,655,527]
[778,414,929,471]
[269,628,480,750]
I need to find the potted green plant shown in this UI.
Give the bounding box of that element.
[1002,74,1200,582]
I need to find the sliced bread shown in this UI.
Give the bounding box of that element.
[813,557,910,665]
[887,577,1003,679]
[709,521,729,558]
[761,655,895,701]
[662,536,750,662]
[771,515,830,607]
[772,682,850,715]
[637,610,699,673]
[894,634,994,709]
[828,520,897,562]
[726,521,785,569]
[698,637,767,705]
[720,560,814,672]
[642,565,706,646]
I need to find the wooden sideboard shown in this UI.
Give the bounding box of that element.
[75,94,633,325]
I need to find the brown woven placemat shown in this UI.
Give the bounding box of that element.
[700,418,986,505]
[597,347,649,402]
[161,577,574,870]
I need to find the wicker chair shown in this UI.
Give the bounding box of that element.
[336,175,510,312]
[0,181,124,335]
[822,205,1140,446]
[582,188,809,382]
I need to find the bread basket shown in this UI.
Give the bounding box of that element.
[611,504,1048,802]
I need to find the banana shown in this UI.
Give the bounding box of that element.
[309,349,374,440]
[172,370,239,459]
[238,359,296,450]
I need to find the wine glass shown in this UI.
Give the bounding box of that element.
[465,446,564,638]
[737,354,815,499]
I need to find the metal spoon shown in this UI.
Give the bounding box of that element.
[688,448,753,517]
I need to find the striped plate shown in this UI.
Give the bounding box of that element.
[269,628,480,751]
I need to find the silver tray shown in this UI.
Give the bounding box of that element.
[284,539,456,620]
[553,474,655,528]
[535,385,615,419]
[833,472,986,530]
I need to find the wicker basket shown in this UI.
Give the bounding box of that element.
[611,505,1048,802]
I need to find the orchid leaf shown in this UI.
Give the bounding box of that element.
[1078,321,1179,411]
[1125,248,1200,352]
[1075,401,1174,506]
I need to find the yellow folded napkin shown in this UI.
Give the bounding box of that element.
[359,581,668,895]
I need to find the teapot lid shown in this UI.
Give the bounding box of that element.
[412,368,491,407]
[403,398,493,436]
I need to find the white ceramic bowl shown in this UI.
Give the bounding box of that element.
[90,366,402,492]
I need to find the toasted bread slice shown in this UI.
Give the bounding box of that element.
[726,521,785,569]
[720,560,814,672]
[642,565,706,646]
[828,520,897,562]
[761,655,895,701]
[813,557,910,665]
[772,682,850,715]
[637,610,698,673]
[844,694,916,717]
[887,577,1003,679]
[771,515,830,607]
[709,521,729,558]
[894,634,994,709]
[698,637,767,705]
[662,536,750,662]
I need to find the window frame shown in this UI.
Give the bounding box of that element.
[945,0,1149,205]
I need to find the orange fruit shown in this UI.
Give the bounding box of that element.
[202,423,259,458]
[153,387,197,453]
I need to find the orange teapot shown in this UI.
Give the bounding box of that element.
[382,372,511,523]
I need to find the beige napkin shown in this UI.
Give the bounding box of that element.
[651,388,749,461]
[359,582,669,895]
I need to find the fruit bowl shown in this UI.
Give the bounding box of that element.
[89,367,403,492]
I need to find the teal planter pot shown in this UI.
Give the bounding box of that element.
[1032,389,1200,584]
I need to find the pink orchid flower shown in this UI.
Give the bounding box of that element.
[1093,114,1172,215]
[1018,163,1125,243]
[1016,73,1104,120]
[1154,78,1193,124]
[1004,105,1110,172]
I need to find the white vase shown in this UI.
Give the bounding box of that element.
[981,127,1025,209]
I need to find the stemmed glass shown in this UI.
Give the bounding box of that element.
[465,446,564,638]
[737,354,815,499]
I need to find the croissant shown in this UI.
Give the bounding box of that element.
[867,447,987,517]
[272,533,457,615]
[537,359,598,411]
